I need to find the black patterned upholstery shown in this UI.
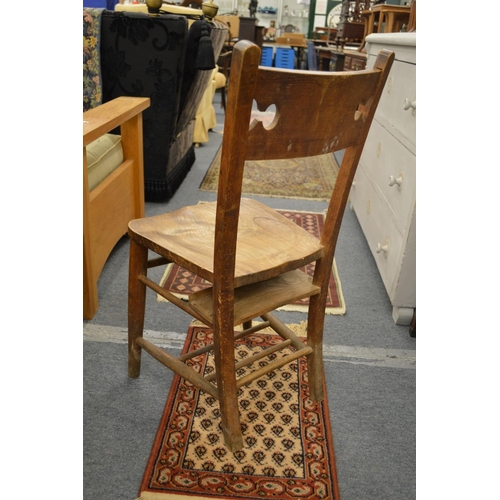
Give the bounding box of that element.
[99,10,227,201]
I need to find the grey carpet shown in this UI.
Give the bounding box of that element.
[83,93,416,499]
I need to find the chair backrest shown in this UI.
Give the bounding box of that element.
[214,40,394,289]
[215,15,240,41]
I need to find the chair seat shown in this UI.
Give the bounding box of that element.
[86,133,123,191]
[128,197,324,288]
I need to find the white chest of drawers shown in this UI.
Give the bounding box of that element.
[349,32,416,325]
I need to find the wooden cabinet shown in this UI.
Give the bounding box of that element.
[343,49,367,70]
[349,32,416,325]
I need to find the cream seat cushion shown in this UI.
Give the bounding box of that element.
[86,134,124,191]
[194,67,219,144]
[214,70,226,90]
[193,67,227,144]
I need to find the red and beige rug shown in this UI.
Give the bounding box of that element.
[199,147,339,201]
[136,324,341,500]
[158,210,346,315]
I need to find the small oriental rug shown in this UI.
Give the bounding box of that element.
[199,147,339,201]
[136,325,340,500]
[158,210,346,315]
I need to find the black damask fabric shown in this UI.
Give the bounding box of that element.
[100,11,189,196]
[179,20,214,114]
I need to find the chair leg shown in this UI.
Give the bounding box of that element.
[83,267,98,320]
[219,393,244,452]
[306,293,326,403]
[221,87,226,111]
[212,320,244,452]
[128,238,148,379]
[83,229,98,320]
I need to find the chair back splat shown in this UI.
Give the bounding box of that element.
[127,40,394,452]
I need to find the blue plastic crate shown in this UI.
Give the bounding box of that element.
[275,48,295,69]
[260,46,273,67]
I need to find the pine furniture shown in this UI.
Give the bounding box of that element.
[84,97,150,320]
[360,4,411,51]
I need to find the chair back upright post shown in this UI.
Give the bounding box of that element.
[209,45,261,449]
[217,50,232,110]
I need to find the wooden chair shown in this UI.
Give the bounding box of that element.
[83,96,150,319]
[217,49,232,112]
[127,41,394,451]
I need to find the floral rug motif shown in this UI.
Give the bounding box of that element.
[136,325,340,500]
[158,210,346,315]
[200,147,339,201]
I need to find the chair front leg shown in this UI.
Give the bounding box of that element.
[83,147,98,320]
[128,238,148,378]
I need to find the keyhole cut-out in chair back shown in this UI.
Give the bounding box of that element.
[127,41,394,452]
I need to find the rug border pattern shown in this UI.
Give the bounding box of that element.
[137,326,340,500]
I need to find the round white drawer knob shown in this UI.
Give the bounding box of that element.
[376,242,389,254]
[404,99,416,111]
[389,175,403,187]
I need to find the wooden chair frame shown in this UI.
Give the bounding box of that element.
[83,96,150,320]
[127,42,394,451]
[217,49,232,111]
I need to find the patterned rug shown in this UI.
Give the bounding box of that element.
[136,324,341,500]
[199,147,339,201]
[158,210,346,315]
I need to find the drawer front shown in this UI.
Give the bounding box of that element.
[350,166,405,297]
[367,40,416,65]
[368,56,416,147]
[360,120,416,232]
